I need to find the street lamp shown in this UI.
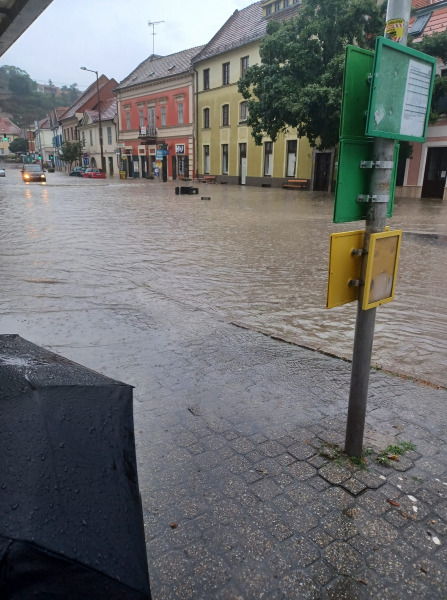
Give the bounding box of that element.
[80,66,105,172]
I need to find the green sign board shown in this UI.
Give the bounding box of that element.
[333,139,399,223]
[366,37,436,142]
[340,46,374,140]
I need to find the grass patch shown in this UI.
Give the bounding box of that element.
[376,440,416,467]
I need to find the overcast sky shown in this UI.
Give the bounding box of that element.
[1,0,252,89]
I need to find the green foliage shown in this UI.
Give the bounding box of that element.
[0,65,81,128]
[59,140,85,171]
[238,0,385,149]
[376,440,416,466]
[8,137,28,153]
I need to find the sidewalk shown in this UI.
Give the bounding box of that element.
[131,294,447,600]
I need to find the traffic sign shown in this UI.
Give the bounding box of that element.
[366,37,436,142]
[333,139,399,223]
[339,46,374,140]
[327,230,364,309]
[362,229,402,310]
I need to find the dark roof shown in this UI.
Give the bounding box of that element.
[85,98,117,123]
[116,46,205,91]
[59,76,118,121]
[193,1,301,63]
[0,116,20,134]
[410,0,447,41]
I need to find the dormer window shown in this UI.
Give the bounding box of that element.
[409,12,431,37]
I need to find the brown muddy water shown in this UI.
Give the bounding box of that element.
[1,169,446,387]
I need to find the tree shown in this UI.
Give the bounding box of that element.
[9,137,28,154]
[59,140,84,171]
[238,0,385,149]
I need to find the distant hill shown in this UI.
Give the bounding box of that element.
[0,65,81,127]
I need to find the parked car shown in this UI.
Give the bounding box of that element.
[69,166,87,177]
[81,168,106,179]
[21,164,46,183]
[0,167,5,177]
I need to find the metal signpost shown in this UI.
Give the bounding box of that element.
[329,0,436,456]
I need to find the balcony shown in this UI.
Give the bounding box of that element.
[138,126,157,142]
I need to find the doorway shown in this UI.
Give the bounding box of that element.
[286,140,297,178]
[313,152,332,191]
[422,147,447,198]
[239,143,247,185]
[108,156,114,176]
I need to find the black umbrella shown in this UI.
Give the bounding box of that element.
[0,335,151,599]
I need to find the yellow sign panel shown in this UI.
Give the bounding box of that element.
[327,230,364,309]
[363,230,402,310]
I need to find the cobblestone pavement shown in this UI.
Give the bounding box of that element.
[0,171,446,598]
[130,296,447,600]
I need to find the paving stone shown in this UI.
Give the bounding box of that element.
[278,569,322,600]
[286,461,317,481]
[250,477,282,501]
[258,440,287,457]
[323,541,364,575]
[342,477,367,495]
[288,441,317,460]
[319,462,353,485]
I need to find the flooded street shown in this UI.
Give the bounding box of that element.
[1,168,446,387]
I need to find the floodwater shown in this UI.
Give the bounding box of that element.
[1,168,446,387]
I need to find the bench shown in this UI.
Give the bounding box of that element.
[198,175,216,184]
[282,179,308,190]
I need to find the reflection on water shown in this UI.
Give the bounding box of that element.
[1,172,446,387]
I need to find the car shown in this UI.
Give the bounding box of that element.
[21,164,46,182]
[0,168,5,177]
[81,168,106,179]
[69,166,87,177]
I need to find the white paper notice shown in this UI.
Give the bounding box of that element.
[400,59,432,138]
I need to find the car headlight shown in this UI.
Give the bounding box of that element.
[40,174,45,178]
[24,174,30,179]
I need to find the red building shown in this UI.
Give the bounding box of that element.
[115,46,203,179]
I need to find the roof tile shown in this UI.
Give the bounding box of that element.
[116,46,204,91]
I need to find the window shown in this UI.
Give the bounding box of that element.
[274,0,281,11]
[222,144,228,175]
[89,130,93,146]
[240,101,248,123]
[266,4,272,15]
[222,104,229,127]
[409,12,431,37]
[264,142,273,176]
[241,56,249,77]
[203,107,210,129]
[125,112,131,130]
[161,106,166,127]
[203,68,210,90]
[107,126,112,145]
[204,145,210,174]
[286,140,297,177]
[284,0,290,6]
[82,132,85,146]
[148,107,155,134]
[178,102,184,125]
[139,109,144,128]
[222,62,230,85]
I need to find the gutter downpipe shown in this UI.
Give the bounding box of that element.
[193,64,199,179]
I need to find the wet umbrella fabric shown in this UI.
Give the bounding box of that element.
[0,335,151,599]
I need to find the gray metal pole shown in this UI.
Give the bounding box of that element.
[344,0,412,456]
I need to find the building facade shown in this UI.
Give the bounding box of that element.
[192,0,321,189]
[58,75,118,173]
[397,0,447,199]
[115,46,203,180]
[77,98,119,175]
[0,117,21,155]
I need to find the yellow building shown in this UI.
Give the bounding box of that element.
[192,0,330,189]
[0,117,21,156]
